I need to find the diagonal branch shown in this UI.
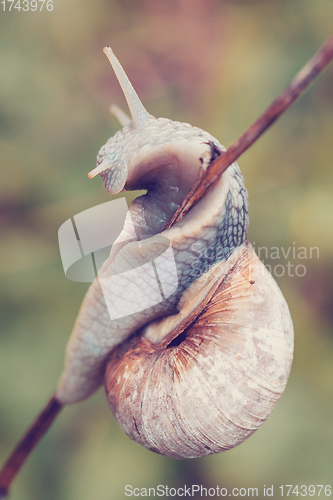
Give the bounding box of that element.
[167,35,333,228]
[0,395,62,499]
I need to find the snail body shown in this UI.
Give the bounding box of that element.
[57,47,293,458]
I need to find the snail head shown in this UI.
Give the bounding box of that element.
[87,47,222,235]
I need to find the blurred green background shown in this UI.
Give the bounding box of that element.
[0,1,332,499]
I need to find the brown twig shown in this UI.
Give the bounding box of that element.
[167,35,333,228]
[0,395,63,498]
[0,35,332,499]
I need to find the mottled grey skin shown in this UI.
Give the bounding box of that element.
[56,117,249,404]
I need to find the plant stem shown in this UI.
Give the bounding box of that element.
[167,35,333,227]
[0,395,63,498]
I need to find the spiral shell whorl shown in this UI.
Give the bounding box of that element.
[105,243,294,458]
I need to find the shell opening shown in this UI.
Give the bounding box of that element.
[166,329,187,348]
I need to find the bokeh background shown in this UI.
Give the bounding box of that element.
[0,1,332,499]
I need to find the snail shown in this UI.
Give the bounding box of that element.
[55,47,294,458]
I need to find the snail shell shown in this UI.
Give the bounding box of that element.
[56,47,294,458]
[105,243,293,458]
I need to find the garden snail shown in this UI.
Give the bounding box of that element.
[55,47,294,459]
